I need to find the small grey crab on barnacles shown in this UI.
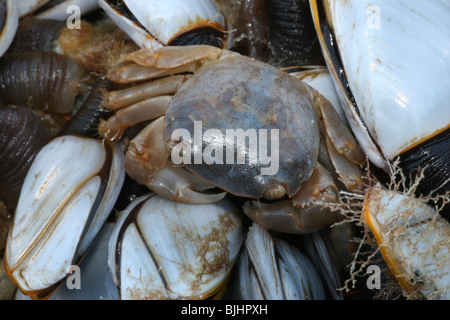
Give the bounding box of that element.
[98,44,366,234]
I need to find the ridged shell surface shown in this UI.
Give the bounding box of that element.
[312,0,450,163]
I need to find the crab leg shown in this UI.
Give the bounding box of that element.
[303,85,364,192]
[99,96,172,141]
[124,116,226,204]
[124,116,169,178]
[308,86,365,165]
[317,135,338,182]
[318,94,365,165]
[325,134,364,192]
[145,166,227,204]
[108,62,198,84]
[243,163,341,233]
[107,45,239,83]
[243,199,341,234]
[119,45,224,68]
[103,74,189,110]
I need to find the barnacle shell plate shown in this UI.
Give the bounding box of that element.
[364,185,450,299]
[5,136,125,298]
[108,194,244,300]
[98,0,227,49]
[311,0,450,166]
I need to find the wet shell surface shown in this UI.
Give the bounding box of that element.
[98,0,228,49]
[108,194,244,300]
[0,52,85,114]
[230,222,326,299]
[164,54,320,199]
[310,0,450,168]
[364,184,450,299]
[4,135,125,299]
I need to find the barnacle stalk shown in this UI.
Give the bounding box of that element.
[0,104,52,212]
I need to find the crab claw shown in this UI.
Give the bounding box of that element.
[243,163,341,234]
[144,166,227,204]
[124,116,226,204]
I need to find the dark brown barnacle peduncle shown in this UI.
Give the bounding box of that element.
[58,77,116,139]
[0,51,85,114]
[235,0,268,60]
[236,0,324,67]
[0,102,52,211]
[8,18,65,53]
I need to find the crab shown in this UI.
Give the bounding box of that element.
[98,44,365,234]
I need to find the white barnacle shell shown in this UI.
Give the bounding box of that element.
[310,0,450,169]
[231,222,326,300]
[107,194,243,300]
[98,0,228,50]
[364,184,450,299]
[4,135,125,299]
[14,222,120,300]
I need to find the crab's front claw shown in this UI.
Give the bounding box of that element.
[124,116,226,204]
[243,200,339,234]
[140,166,227,204]
[243,163,342,234]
